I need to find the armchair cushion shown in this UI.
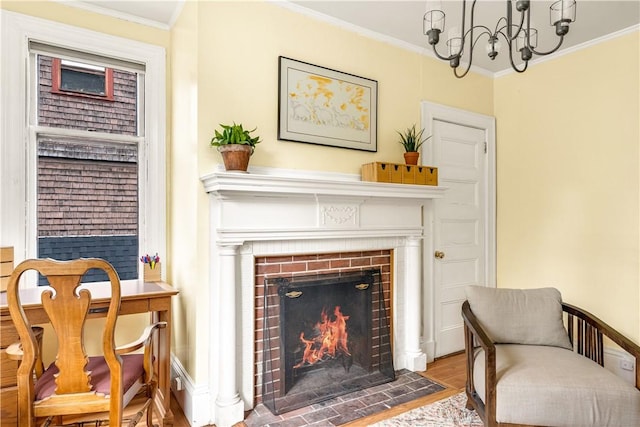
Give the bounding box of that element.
[465,286,572,349]
[473,344,640,426]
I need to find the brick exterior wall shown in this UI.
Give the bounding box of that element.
[254,250,393,404]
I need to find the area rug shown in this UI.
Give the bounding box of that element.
[369,392,483,427]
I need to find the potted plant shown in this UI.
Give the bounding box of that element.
[210,122,261,172]
[397,124,431,165]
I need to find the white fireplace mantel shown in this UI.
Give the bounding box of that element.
[201,166,446,427]
[201,166,447,201]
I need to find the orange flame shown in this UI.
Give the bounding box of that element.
[294,306,351,368]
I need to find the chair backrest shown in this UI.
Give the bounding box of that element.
[7,258,124,422]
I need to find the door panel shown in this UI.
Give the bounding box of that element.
[433,120,487,357]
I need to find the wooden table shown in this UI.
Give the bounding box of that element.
[0,281,179,426]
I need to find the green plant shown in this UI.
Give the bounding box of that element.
[210,122,261,148]
[397,124,431,152]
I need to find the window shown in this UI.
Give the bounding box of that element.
[1,11,166,287]
[51,58,114,100]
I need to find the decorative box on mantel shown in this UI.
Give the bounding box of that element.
[200,166,446,427]
[362,162,438,186]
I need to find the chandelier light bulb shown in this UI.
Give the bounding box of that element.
[485,36,502,60]
[550,0,576,35]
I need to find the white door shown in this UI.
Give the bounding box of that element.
[422,102,496,359]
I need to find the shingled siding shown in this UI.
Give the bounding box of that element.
[38,149,138,236]
[35,54,140,283]
[37,142,138,283]
[38,55,137,135]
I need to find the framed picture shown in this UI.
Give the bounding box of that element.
[278,57,378,152]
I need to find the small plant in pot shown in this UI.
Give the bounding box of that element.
[210,122,261,172]
[397,124,431,165]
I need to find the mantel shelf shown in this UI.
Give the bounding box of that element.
[201,166,447,200]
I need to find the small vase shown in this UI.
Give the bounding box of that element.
[404,151,419,165]
[219,145,253,172]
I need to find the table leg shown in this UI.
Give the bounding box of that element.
[153,309,174,426]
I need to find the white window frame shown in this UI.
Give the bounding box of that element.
[0,10,166,286]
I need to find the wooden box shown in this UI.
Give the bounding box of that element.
[415,166,438,186]
[0,247,13,292]
[144,262,161,282]
[361,162,391,183]
[362,162,438,186]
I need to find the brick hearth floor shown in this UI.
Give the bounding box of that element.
[244,370,446,427]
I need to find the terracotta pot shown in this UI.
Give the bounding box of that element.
[218,144,253,171]
[403,151,420,165]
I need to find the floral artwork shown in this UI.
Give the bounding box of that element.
[278,57,377,152]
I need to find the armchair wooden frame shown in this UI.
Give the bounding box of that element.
[6,258,167,427]
[462,300,640,427]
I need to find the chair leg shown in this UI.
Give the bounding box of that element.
[465,398,475,410]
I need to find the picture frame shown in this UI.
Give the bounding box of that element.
[278,56,378,152]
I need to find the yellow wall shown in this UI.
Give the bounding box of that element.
[168,0,493,382]
[7,0,638,390]
[495,32,640,342]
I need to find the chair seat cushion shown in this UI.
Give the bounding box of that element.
[35,354,145,400]
[473,344,640,427]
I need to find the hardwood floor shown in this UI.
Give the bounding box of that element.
[167,352,467,427]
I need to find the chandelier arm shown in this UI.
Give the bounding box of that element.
[501,32,528,73]
[526,10,564,56]
[460,0,478,69]
[509,54,529,73]
[453,31,488,79]
[431,44,459,62]
[494,16,507,35]
[496,11,524,41]
[510,9,526,41]
[529,36,565,56]
[453,64,472,79]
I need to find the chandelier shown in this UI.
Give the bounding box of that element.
[423,0,577,78]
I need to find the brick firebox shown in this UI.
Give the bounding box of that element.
[253,250,393,405]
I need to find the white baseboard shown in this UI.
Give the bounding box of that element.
[604,347,636,386]
[170,355,212,426]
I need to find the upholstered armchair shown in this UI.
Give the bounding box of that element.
[462,286,640,427]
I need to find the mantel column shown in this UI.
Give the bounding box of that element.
[215,243,244,427]
[404,236,427,371]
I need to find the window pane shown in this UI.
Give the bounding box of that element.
[60,67,106,95]
[37,136,139,283]
[35,53,142,283]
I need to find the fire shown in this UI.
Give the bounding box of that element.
[294,306,351,368]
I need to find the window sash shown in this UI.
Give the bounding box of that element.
[1,11,166,287]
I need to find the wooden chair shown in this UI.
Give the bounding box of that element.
[6,258,166,427]
[462,286,640,427]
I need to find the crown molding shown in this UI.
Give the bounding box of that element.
[494,24,640,78]
[52,0,178,30]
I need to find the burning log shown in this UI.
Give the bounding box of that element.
[293,306,351,369]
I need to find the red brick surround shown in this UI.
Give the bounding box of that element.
[253,250,393,404]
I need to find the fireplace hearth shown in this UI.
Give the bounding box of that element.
[262,269,394,415]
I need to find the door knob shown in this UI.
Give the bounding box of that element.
[434,250,445,259]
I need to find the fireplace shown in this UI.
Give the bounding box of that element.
[261,269,394,414]
[201,167,445,427]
